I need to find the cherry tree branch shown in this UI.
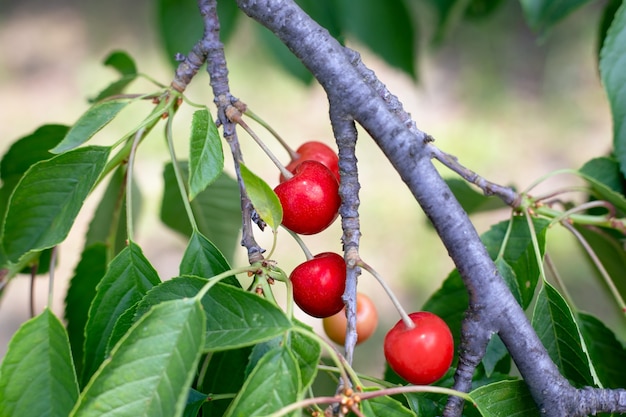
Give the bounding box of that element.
[233,0,626,415]
[188,0,264,263]
[329,104,361,365]
[429,145,520,206]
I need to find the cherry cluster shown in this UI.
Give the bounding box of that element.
[274,141,453,386]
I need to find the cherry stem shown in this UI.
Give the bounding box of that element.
[243,108,299,160]
[265,229,279,259]
[283,273,295,319]
[126,126,145,242]
[196,264,261,300]
[286,229,314,260]
[292,326,355,388]
[256,275,278,305]
[520,168,579,195]
[544,253,576,309]
[47,246,58,310]
[357,260,415,329]
[266,395,342,417]
[29,265,37,318]
[357,385,473,403]
[267,374,474,417]
[165,108,199,232]
[204,393,237,402]
[545,200,616,227]
[227,107,294,180]
[560,220,626,315]
[531,185,591,204]
[524,208,548,284]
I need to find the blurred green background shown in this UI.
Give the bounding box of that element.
[0,0,620,376]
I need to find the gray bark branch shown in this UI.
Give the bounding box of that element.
[232,0,626,416]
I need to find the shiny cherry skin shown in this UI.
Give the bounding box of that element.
[384,311,454,385]
[274,160,341,235]
[323,292,378,345]
[290,252,346,318]
[280,141,340,183]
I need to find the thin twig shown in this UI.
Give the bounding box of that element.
[199,0,265,262]
[561,221,626,313]
[429,144,520,206]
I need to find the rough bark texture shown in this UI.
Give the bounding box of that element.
[227,0,626,416]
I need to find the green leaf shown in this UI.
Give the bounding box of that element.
[531,281,595,387]
[191,277,293,351]
[161,163,241,263]
[157,0,202,67]
[520,0,592,34]
[470,380,541,417]
[580,156,625,192]
[184,388,208,417]
[103,50,137,76]
[64,243,108,379]
[215,0,241,44]
[91,51,138,102]
[104,302,140,357]
[92,77,138,103]
[157,0,240,68]
[445,178,508,215]
[51,101,129,153]
[70,298,206,417]
[494,257,523,307]
[85,165,140,256]
[0,309,79,417]
[577,312,626,388]
[338,0,416,78]
[0,125,68,267]
[600,1,626,177]
[246,323,320,390]
[81,242,161,385]
[135,277,292,351]
[574,225,626,305]
[0,124,67,183]
[482,335,511,377]
[424,217,549,368]
[424,0,463,42]
[288,325,321,389]
[198,347,253,417]
[255,24,314,84]
[2,146,110,263]
[598,0,623,60]
[578,157,626,213]
[465,0,505,20]
[402,392,440,417]
[361,393,416,417]
[224,346,301,417]
[188,108,224,200]
[240,163,282,230]
[482,217,550,309]
[422,269,467,358]
[180,230,239,287]
[295,0,343,39]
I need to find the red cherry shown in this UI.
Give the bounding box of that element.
[323,292,378,345]
[280,141,340,183]
[274,160,341,235]
[384,312,454,385]
[290,252,346,318]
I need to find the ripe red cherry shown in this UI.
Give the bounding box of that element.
[384,312,454,385]
[290,252,346,318]
[274,160,341,235]
[323,292,378,345]
[280,141,340,183]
